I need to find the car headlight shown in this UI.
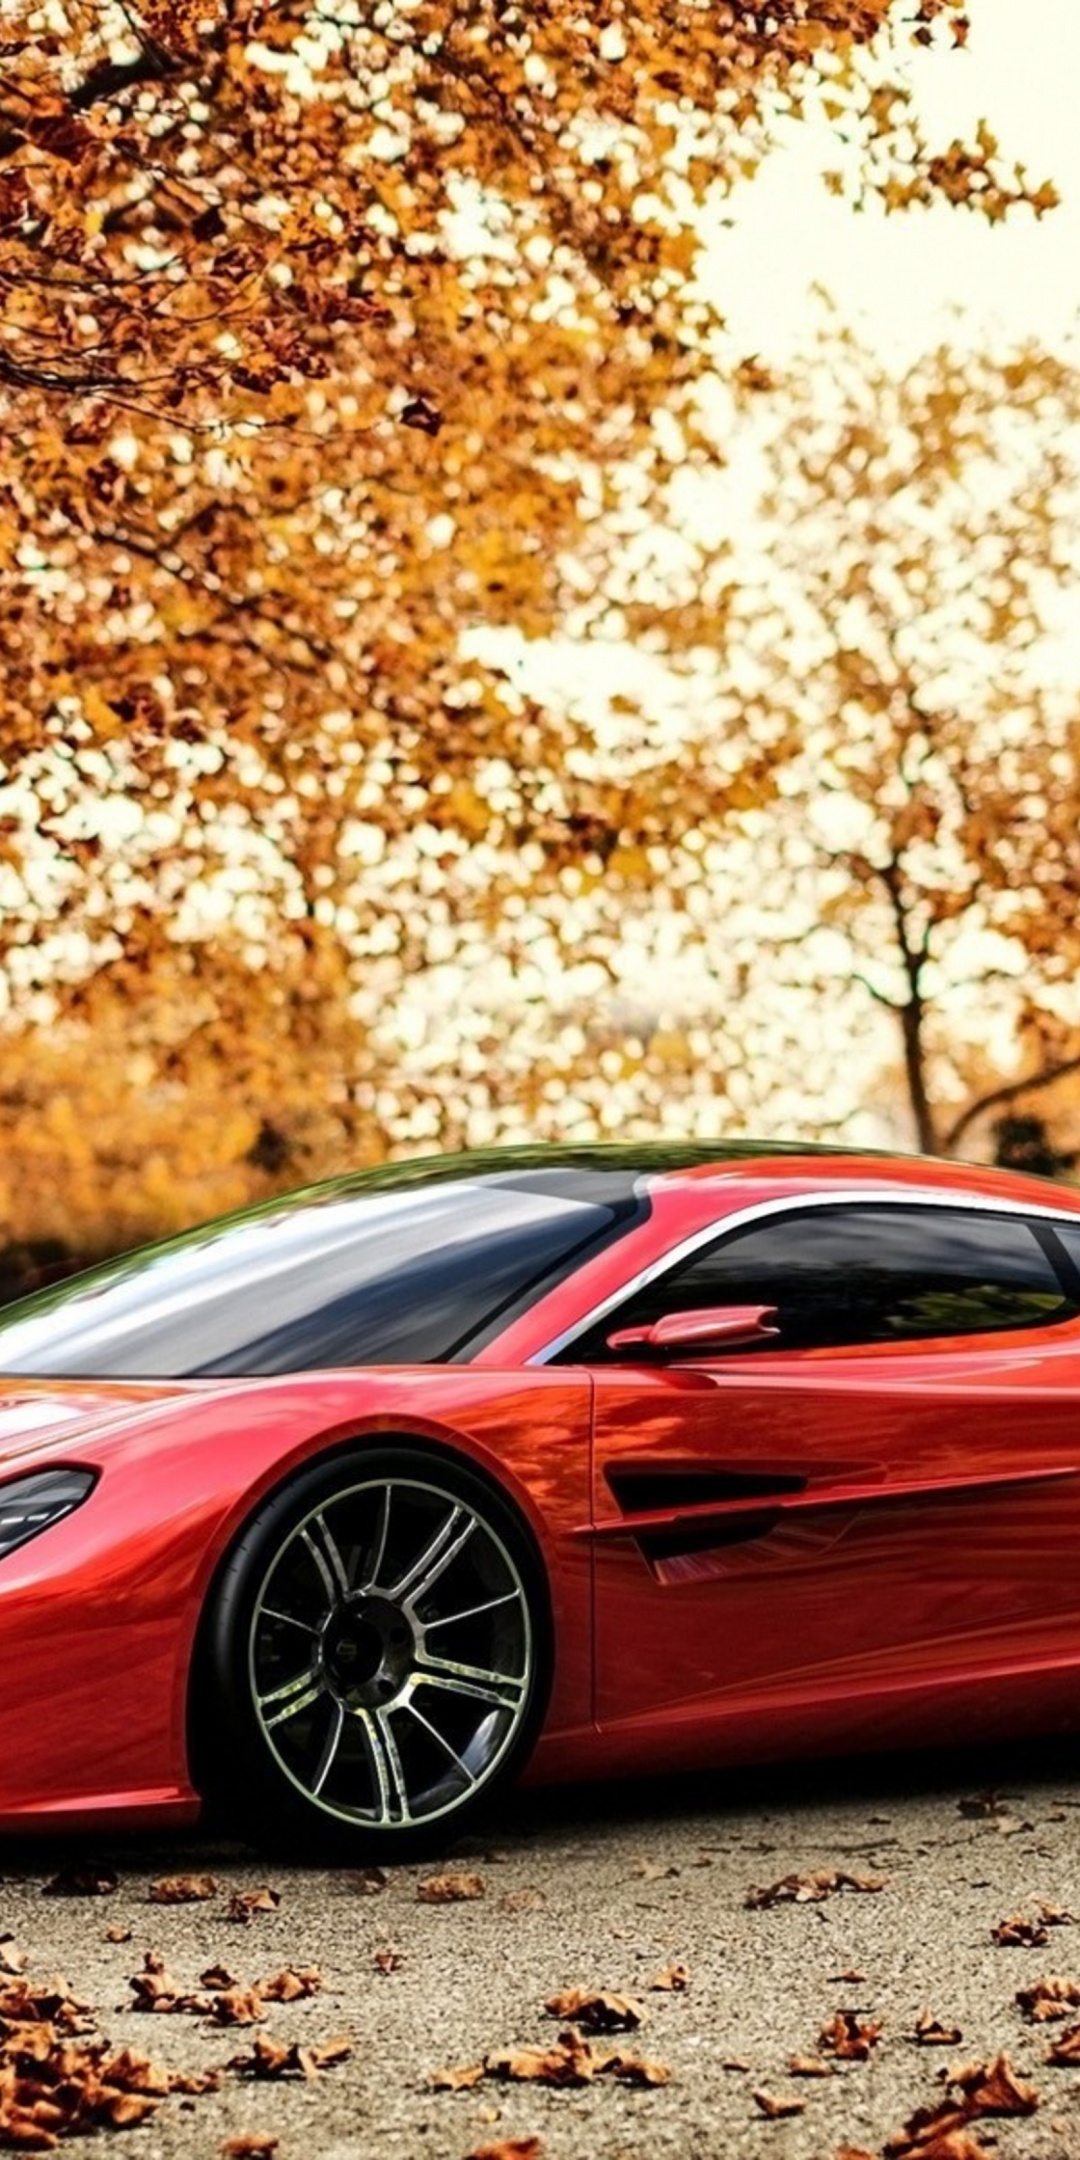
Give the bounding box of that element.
[0,1468,96,1561]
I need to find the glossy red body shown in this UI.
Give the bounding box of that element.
[5,1150,1080,1832]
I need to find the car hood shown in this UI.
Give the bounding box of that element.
[0,1378,194,1470]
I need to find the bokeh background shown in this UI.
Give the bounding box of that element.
[3,0,1080,1295]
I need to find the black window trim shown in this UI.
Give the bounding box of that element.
[532,1188,1080,1364]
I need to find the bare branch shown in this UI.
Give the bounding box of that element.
[944,1054,1080,1154]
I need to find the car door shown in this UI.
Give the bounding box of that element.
[582,1198,1080,1748]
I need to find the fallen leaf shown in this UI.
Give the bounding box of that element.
[947,2051,1039,2115]
[127,1950,207,2015]
[884,2106,989,2156]
[649,1962,690,1992]
[753,2089,805,2118]
[486,2033,598,2088]
[418,1873,485,1904]
[230,2033,352,2079]
[430,2062,486,2090]
[819,2009,883,2061]
[1045,2019,1080,2065]
[544,1988,645,2032]
[498,1889,545,1914]
[104,1925,133,1945]
[222,2141,280,2159]
[1017,1976,1080,2022]
[914,2009,963,2045]
[42,1864,118,1898]
[259,1967,321,2003]
[347,1868,388,1896]
[746,1869,886,1908]
[629,1858,679,1881]
[200,1964,239,1991]
[483,2030,670,2089]
[789,2054,834,2076]
[148,1874,218,1905]
[225,1887,280,1921]
[463,2142,542,2160]
[603,2048,670,2087]
[992,1913,1048,1947]
[373,1946,405,1974]
[208,1986,267,2027]
[0,1938,26,1975]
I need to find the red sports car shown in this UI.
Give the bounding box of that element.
[2,1139,1080,1859]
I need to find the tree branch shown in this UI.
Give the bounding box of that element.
[943,1054,1080,1154]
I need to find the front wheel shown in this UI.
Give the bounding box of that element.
[198,1445,550,1861]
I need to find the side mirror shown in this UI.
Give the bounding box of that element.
[606,1304,781,1353]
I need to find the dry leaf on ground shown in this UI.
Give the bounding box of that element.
[229,2033,352,2079]
[127,1951,207,2016]
[225,1888,280,1922]
[819,2010,883,2061]
[498,1889,545,1914]
[103,1927,132,1946]
[148,1874,218,1905]
[992,1913,1048,1947]
[42,1865,119,1899]
[629,1858,679,1881]
[746,1869,886,1908]
[430,2061,487,2091]
[789,2054,834,2076]
[0,1980,93,2033]
[208,1986,267,2027]
[258,1967,320,2003]
[476,2030,670,2090]
[222,2140,279,2158]
[417,1873,485,1904]
[347,1868,388,1897]
[1045,2019,1080,2065]
[914,2010,963,2045]
[373,1946,404,1974]
[649,1963,690,1992]
[464,2141,543,2160]
[947,2052,1039,2116]
[1017,1976,1080,2022]
[544,1988,645,2032]
[753,2089,805,2118]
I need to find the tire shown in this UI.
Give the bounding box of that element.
[195,1443,551,1862]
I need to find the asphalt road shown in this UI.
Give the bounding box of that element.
[5,1741,1080,2159]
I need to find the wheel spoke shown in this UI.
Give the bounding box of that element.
[301,1511,351,1603]
[258,1664,326,1729]
[389,1506,475,1607]
[261,1607,319,1635]
[361,1484,392,1592]
[310,1701,345,1797]
[412,1651,526,1710]
[422,1590,520,1631]
[358,1706,411,1825]
[403,1698,478,1787]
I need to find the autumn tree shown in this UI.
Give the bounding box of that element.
[716,325,1080,1155]
[0,0,1061,1266]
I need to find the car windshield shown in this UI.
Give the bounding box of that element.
[0,1165,642,1378]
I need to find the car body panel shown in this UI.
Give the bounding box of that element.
[0,1369,591,1828]
[5,1146,1080,1833]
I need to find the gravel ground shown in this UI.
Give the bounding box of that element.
[5,1740,1080,2160]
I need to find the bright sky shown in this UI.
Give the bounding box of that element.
[709,0,1080,364]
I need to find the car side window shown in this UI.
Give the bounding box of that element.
[571,1204,1078,1360]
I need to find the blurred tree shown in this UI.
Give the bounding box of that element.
[0,0,1062,1272]
[704,327,1080,1155]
